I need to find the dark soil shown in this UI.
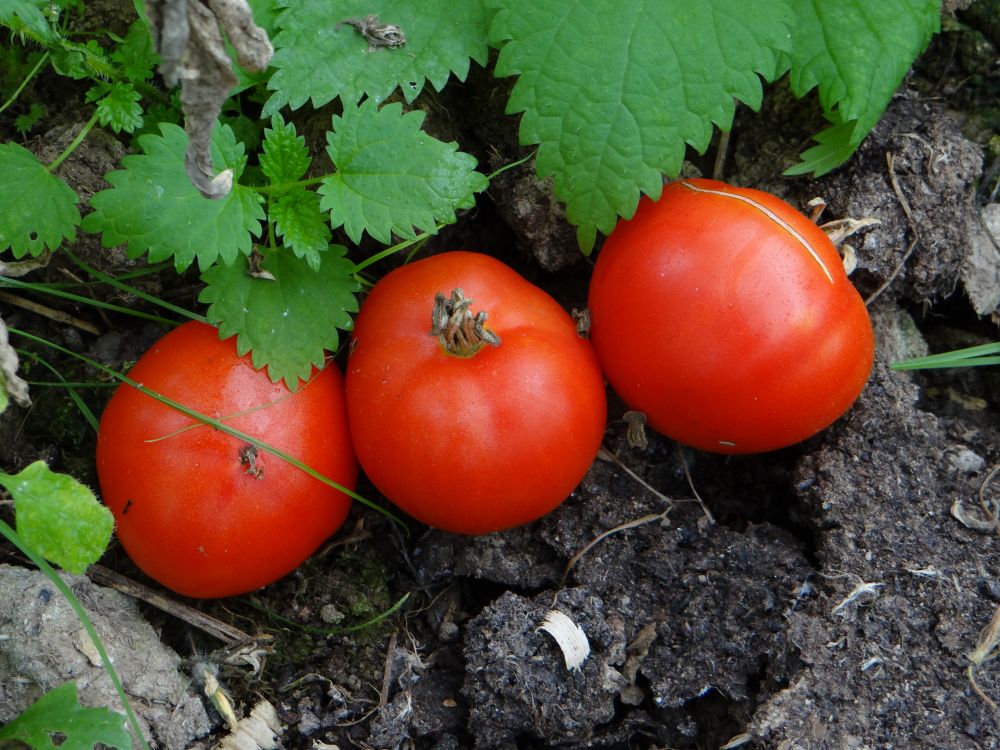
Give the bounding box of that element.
[3,4,1000,750]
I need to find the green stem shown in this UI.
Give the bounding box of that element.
[0,519,151,750]
[46,109,101,173]
[7,327,405,528]
[0,51,50,115]
[351,232,432,276]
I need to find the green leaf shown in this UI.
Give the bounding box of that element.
[109,19,158,83]
[262,0,491,114]
[0,0,56,42]
[259,113,311,184]
[0,142,80,257]
[199,247,359,389]
[14,101,45,134]
[89,82,143,134]
[271,189,330,271]
[0,682,130,750]
[318,99,488,244]
[783,0,941,176]
[0,461,113,574]
[82,123,265,272]
[489,0,793,251]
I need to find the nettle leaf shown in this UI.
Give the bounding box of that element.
[783,0,941,176]
[271,190,331,271]
[0,142,80,257]
[262,0,490,114]
[259,113,311,184]
[319,99,488,244]
[88,81,143,134]
[109,19,158,83]
[0,0,56,42]
[199,247,359,389]
[82,123,264,271]
[489,0,794,252]
[0,682,130,750]
[1,461,114,574]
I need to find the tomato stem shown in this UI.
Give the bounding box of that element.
[431,288,500,357]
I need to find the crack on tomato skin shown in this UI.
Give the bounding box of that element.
[679,180,835,285]
[431,288,501,357]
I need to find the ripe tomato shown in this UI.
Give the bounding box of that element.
[346,251,606,534]
[588,178,874,454]
[96,321,357,598]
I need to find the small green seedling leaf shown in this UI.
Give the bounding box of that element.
[0,142,80,257]
[259,113,311,185]
[87,82,144,134]
[200,247,359,389]
[319,99,488,244]
[0,682,130,750]
[82,123,264,271]
[783,0,941,176]
[109,19,158,83]
[489,0,793,251]
[0,460,113,574]
[262,0,490,114]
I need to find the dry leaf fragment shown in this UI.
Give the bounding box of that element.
[145,0,273,199]
[214,700,282,750]
[536,610,590,672]
[0,316,31,410]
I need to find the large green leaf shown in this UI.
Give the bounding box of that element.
[0,142,80,257]
[263,0,491,114]
[318,99,488,245]
[489,0,793,251]
[81,123,264,271]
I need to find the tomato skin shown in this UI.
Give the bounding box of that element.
[96,321,357,598]
[346,251,607,534]
[588,178,874,454]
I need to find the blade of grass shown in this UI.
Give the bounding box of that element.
[891,342,1000,371]
[63,249,208,324]
[18,349,99,431]
[0,276,177,326]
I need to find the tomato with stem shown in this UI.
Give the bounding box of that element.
[588,178,874,454]
[346,251,607,534]
[96,321,357,598]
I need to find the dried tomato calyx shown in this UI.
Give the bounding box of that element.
[431,288,501,357]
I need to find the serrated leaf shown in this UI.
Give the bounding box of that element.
[0,0,56,41]
[262,0,490,114]
[489,0,794,251]
[259,113,311,184]
[109,19,158,82]
[81,123,264,272]
[0,682,130,750]
[0,461,113,574]
[783,118,862,177]
[318,99,488,244]
[92,82,143,134]
[199,247,359,389]
[783,0,941,176]
[271,189,330,271]
[0,142,80,257]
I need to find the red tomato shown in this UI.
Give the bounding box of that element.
[346,251,606,534]
[588,178,874,454]
[96,321,357,598]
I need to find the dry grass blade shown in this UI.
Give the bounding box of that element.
[968,604,1000,712]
